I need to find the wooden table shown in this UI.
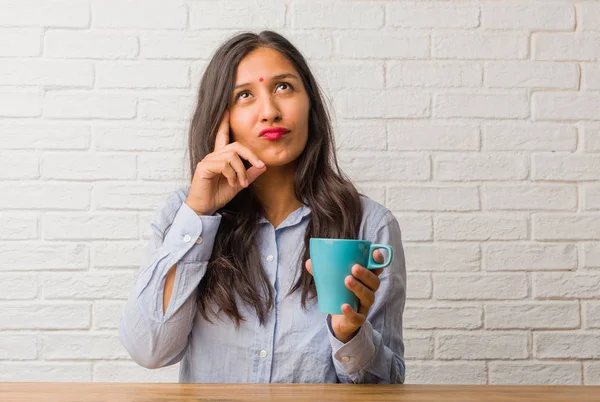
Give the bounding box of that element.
[1,383,599,402]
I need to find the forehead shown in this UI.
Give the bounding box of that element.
[235,47,297,81]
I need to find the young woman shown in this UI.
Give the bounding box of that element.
[119,31,406,384]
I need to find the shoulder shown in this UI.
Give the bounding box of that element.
[358,195,397,241]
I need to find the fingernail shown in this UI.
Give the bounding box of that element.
[257,160,265,168]
[244,179,249,187]
[347,277,355,286]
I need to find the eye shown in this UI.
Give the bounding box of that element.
[276,82,294,92]
[235,91,251,101]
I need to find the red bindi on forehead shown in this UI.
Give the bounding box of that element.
[259,77,264,82]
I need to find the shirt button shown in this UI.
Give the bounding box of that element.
[341,356,350,362]
[195,236,203,244]
[259,350,268,358]
[266,255,274,262]
[183,234,191,243]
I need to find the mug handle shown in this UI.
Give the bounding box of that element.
[367,244,393,269]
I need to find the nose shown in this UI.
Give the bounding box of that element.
[259,94,281,123]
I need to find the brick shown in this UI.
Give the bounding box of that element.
[585,302,600,329]
[313,62,384,90]
[292,3,383,29]
[435,215,528,241]
[96,61,189,89]
[0,362,92,382]
[534,33,600,61]
[403,332,434,360]
[94,183,174,211]
[0,90,42,117]
[0,214,38,240]
[403,243,480,272]
[189,2,285,29]
[43,153,136,180]
[533,154,600,181]
[277,31,333,60]
[434,33,528,60]
[486,62,578,89]
[388,61,482,88]
[339,152,430,182]
[336,89,430,118]
[534,273,600,299]
[482,123,577,151]
[44,333,129,360]
[140,31,231,60]
[434,273,528,300]
[138,154,186,181]
[139,212,154,240]
[585,185,600,211]
[0,242,88,271]
[356,185,385,206]
[483,184,577,211]
[404,305,482,329]
[582,63,600,90]
[388,186,479,212]
[484,243,577,271]
[434,92,529,119]
[533,93,600,121]
[94,301,124,330]
[0,303,90,329]
[92,1,186,29]
[584,362,600,385]
[42,271,135,300]
[405,362,487,384]
[482,4,575,30]
[535,333,600,359]
[584,243,600,269]
[94,124,185,152]
[388,123,479,151]
[0,1,89,27]
[43,214,138,241]
[392,214,432,242]
[583,123,600,152]
[437,333,529,360]
[0,152,38,179]
[0,60,93,87]
[45,30,138,60]
[435,154,528,181]
[93,361,179,382]
[486,302,580,329]
[0,28,41,56]
[533,214,600,241]
[407,274,432,299]
[388,3,479,29]
[92,241,144,269]
[579,4,600,31]
[138,94,195,121]
[0,334,37,359]
[0,274,37,299]
[489,362,581,385]
[338,32,429,59]
[0,123,90,150]
[45,92,136,120]
[333,120,386,151]
[0,183,90,210]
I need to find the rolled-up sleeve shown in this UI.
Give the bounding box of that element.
[118,188,221,369]
[328,211,406,384]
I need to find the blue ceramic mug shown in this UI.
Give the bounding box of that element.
[309,238,393,314]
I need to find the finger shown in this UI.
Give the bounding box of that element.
[225,152,249,187]
[373,249,385,264]
[212,160,237,188]
[214,110,230,151]
[305,259,313,276]
[345,275,375,310]
[341,304,365,328]
[246,165,267,184]
[227,142,265,168]
[351,264,381,292]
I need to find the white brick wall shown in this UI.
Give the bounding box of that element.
[0,0,598,385]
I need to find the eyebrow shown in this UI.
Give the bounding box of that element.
[234,73,299,90]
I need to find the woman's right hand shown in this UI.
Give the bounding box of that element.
[185,110,267,216]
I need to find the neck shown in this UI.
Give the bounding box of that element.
[251,163,303,228]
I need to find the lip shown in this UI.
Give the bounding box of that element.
[259,127,290,137]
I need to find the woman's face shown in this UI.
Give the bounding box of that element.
[228,47,310,168]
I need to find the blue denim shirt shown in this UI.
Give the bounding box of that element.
[118,186,406,383]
